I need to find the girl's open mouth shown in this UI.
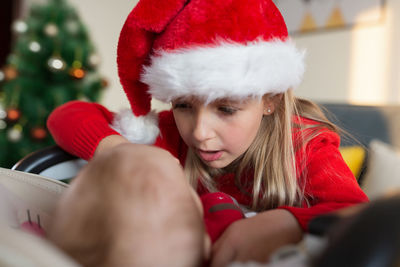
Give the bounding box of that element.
[197,149,223,162]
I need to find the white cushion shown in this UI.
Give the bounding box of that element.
[361,140,400,200]
[0,225,79,267]
[0,168,67,230]
[0,168,78,266]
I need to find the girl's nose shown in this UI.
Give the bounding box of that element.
[192,110,215,142]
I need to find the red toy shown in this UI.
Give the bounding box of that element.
[200,192,244,243]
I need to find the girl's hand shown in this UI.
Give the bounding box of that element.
[210,209,303,267]
[94,135,131,157]
[94,135,181,166]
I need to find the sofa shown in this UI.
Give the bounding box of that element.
[1,103,400,266]
[321,103,400,200]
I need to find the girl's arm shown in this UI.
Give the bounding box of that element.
[47,100,122,160]
[48,101,184,161]
[210,209,302,266]
[280,131,369,231]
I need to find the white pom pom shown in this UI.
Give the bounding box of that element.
[111,110,160,145]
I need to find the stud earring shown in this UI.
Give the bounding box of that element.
[265,108,271,114]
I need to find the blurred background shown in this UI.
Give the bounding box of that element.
[1,0,399,167]
[4,0,399,109]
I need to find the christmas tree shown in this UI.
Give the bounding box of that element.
[0,0,106,168]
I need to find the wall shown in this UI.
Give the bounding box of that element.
[66,0,135,110]
[294,0,400,105]
[23,0,400,110]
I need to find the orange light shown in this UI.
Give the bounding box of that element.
[31,127,47,140]
[101,78,109,88]
[7,109,21,121]
[71,68,85,79]
[4,66,18,80]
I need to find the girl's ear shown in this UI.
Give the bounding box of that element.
[262,94,283,115]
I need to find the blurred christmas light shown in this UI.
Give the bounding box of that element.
[12,20,28,34]
[70,68,86,79]
[7,124,23,142]
[0,120,6,130]
[65,20,80,35]
[29,41,42,53]
[0,109,6,120]
[48,56,66,71]
[31,127,47,141]
[44,23,59,37]
[6,108,21,123]
[101,78,109,88]
[3,66,18,80]
[72,60,82,69]
[88,53,101,67]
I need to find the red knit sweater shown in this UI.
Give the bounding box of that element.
[47,100,368,232]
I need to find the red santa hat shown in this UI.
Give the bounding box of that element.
[112,0,305,144]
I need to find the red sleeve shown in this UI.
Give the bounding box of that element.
[47,103,187,163]
[47,101,121,160]
[278,131,369,231]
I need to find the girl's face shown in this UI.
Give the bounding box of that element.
[172,96,275,169]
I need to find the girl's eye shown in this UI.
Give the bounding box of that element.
[173,102,191,109]
[218,106,237,115]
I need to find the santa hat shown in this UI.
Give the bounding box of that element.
[112,0,305,144]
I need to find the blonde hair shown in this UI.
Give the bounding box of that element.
[184,89,339,211]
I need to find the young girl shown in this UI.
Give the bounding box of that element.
[47,0,368,266]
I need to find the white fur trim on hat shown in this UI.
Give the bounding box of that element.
[111,109,160,145]
[142,39,305,103]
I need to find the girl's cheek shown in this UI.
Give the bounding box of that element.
[223,128,244,145]
[181,123,196,146]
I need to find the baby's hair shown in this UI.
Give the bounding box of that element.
[185,90,340,211]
